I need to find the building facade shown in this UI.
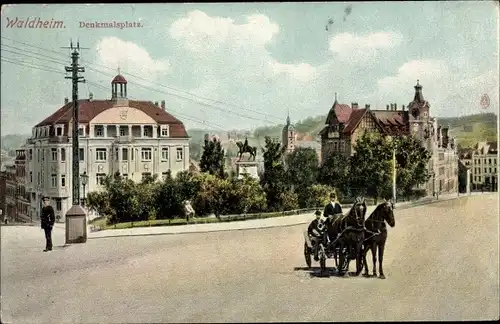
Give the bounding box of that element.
[1,151,30,223]
[0,168,7,221]
[319,81,459,196]
[24,74,190,221]
[461,141,498,191]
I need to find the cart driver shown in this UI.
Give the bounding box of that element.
[308,210,325,261]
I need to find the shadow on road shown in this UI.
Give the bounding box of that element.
[293,266,342,278]
[293,266,373,279]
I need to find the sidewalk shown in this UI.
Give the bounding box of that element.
[87,191,486,239]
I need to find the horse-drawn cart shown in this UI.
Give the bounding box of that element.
[302,198,395,278]
[303,227,357,275]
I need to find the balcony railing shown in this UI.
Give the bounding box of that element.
[114,135,135,144]
[48,136,69,143]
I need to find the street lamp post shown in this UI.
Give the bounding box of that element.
[386,136,397,203]
[80,171,88,206]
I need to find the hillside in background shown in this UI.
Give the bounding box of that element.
[1,113,496,162]
[444,113,498,148]
[1,134,30,154]
[251,112,497,149]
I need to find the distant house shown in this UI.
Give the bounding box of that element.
[465,141,498,191]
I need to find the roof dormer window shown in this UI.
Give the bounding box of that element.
[160,125,169,137]
[54,124,64,136]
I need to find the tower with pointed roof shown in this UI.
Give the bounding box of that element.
[408,80,431,141]
[281,110,296,154]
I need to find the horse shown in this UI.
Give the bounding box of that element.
[362,200,396,279]
[235,141,257,161]
[325,197,367,276]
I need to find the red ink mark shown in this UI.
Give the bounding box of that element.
[480,94,490,109]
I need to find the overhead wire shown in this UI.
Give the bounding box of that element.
[1,53,228,132]
[1,36,285,124]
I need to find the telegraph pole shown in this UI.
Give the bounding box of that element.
[62,40,89,244]
[62,41,87,206]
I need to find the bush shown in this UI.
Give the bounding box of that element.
[278,191,299,211]
[301,184,335,208]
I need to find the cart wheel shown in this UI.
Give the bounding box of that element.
[304,242,312,268]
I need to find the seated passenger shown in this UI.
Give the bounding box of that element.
[308,210,324,261]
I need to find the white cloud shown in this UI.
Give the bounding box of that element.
[328,32,403,63]
[94,37,170,80]
[377,59,448,95]
[270,61,318,82]
[169,10,316,82]
[169,10,280,52]
[164,10,321,128]
[376,60,499,116]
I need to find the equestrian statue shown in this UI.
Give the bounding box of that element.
[236,138,257,161]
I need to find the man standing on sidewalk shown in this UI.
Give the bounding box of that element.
[40,196,55,252]
[184,200,195,223]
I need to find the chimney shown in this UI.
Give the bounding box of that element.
[394,103,397,110]
[351,102,358,109]
[89,92,93,101]
[402,105,405,111]
[64,97,69,104]
[365,104,370,109]
[386,104,390,111]
[161,100,165,110]
[154,101,159,107]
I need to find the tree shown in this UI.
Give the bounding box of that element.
[278,191,299,211]
[393,135,432,198]
[286,147,319,207]
[192,173,231,216]
[317,152,351,197]
[350,131,393,201]
[229,174,267,214]
[199,137,225,178]
[156,171,183,219]
[260,136,288,211]
[86,191,111,218]
[301,184,336,208]
[102,174,141,224]
[137,174,160,221]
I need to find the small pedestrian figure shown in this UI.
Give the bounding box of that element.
[40,196,55,252]
[184,200,195,223]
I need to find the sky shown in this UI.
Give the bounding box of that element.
[1,2,499,136]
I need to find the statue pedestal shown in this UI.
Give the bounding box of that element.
[235,159,259,180]
[65,204,87,244]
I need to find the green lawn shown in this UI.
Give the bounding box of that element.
[88,198,386,231]
[89,208,325,231]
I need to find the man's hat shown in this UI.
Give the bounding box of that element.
[315,210,321,216]
[42,196,50,201]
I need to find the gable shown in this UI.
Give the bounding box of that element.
[90,107,156,124]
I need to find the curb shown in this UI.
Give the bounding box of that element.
[87,193,483,239]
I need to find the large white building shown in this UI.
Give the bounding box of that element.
[24,74,190,221]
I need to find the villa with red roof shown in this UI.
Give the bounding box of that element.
[319,81,460,196]
[24,74,190,221]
